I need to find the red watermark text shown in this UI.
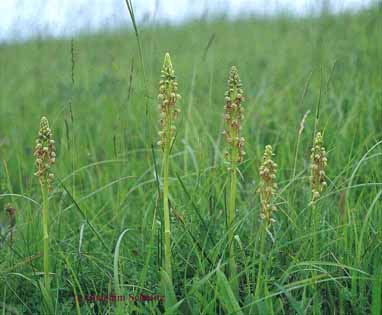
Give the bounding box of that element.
[75,294,164,303]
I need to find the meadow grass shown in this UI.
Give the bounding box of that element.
[0,5,381,314]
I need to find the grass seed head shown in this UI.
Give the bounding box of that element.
[157,52,181,150]
[258,145,278,224]
[310,132,327,205]
[34,116,56,190]
[223,66,245,167]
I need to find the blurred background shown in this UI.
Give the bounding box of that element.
[0,0,377,42]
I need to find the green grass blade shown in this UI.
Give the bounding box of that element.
[58,178,109,251]
[114,228,131,315]
[216,268,243,315]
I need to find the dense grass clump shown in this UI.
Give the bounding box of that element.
[0,5,381,315]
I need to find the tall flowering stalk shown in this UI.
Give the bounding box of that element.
[34,116,56,290]
[255,145,277,298]
[157,53,181,280]
[310,132,327,206]
[309,131,327,265]
[222,66,245,291]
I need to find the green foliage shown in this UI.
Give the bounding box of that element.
[0,6,381,314]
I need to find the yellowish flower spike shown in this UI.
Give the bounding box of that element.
[223,66,245,168]
[258,145,278,224]
[310,132,327,205]
[34,116,56,191]
[157,53,181,150]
